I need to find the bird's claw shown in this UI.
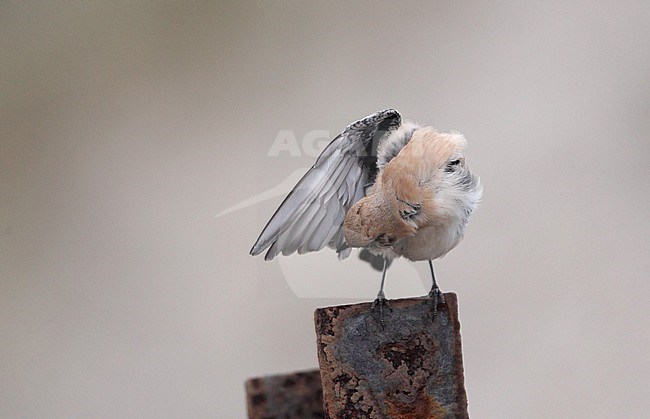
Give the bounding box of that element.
[371,292,392,328]
[427,287,445,320]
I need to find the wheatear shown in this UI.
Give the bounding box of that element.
[251,109,482,321]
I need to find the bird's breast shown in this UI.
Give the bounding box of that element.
[392,220,463,261]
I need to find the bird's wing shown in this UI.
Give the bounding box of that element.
[250,109,401,260]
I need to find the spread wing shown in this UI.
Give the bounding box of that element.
[250,109,402,260]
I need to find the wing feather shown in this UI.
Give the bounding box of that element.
[291,158,356,253]
[299,161,360,254]
[250,109,401,260]
[276,158,355,257]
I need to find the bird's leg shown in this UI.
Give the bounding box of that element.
[371,256,392,327]
[427,260,445,319]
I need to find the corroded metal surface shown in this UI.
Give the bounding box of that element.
[315,294,468,418]
[245,369,324,418]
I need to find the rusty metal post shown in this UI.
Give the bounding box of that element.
[245,369,324,418]
[314,294,468,418]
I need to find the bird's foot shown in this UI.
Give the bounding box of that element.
[371,291,392,328]
[427,287,445,321]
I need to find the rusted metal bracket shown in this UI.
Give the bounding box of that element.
[245,369,324,418]
[314,294,468,418]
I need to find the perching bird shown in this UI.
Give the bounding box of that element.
[250,109,482,320]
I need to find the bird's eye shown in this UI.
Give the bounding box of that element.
[445,159,461,172]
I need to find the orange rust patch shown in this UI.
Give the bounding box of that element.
[386,389,448,419]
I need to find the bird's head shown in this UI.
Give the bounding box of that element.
[343,191,417,249]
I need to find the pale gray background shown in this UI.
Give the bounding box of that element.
[2,1,649,418]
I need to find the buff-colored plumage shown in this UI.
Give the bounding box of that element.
[344,127,479,262]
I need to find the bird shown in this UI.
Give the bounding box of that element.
[250,109,482,321]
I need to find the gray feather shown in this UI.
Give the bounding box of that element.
[250,109,402,260]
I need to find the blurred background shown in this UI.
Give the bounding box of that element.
[2,1,649,417]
